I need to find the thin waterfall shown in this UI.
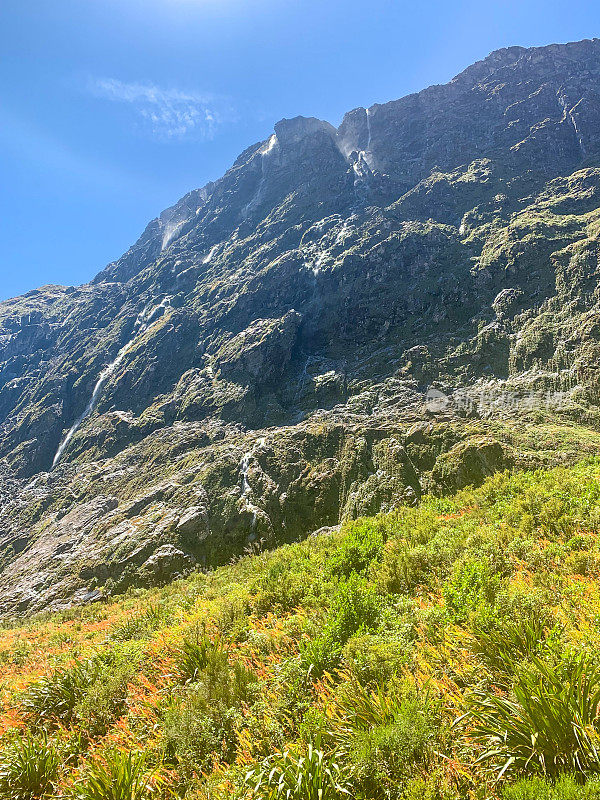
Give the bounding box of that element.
[52,297,172,468]
[241,135,278,219]
[239,437,266,526]
[351,108,374,202]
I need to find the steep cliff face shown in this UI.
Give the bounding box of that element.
[3,39,600,613]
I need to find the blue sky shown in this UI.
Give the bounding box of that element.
[1,0,598,300]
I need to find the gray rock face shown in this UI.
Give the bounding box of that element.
[140,545,196,584]
[215,311,302,383]
[176,506,209,540]
[3,39,600,613]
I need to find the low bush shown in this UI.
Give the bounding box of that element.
[375,541,444,595]
[326,674,443,796]
[173,628,228,685]
[327,518,387,577]
[162,689,240,779]
[343,633,411,685]
[328,574,381,647]
[163,635,257,779]
[443,557,502,623]
[23,648,139,736]
[78,645,141,737]
[299,574,381,679]
[0,733,60,800]
[22,658,102,728]
[253,561,314,614]
[244,743,352,800]
[350,710,436,800]
[212,591,252,641]
[503,774,600,799]
[72,750,157,800]
[328,675,407,737]
[402,769,462,800]
[461,647,600,778]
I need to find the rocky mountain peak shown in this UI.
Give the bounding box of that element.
[451,38,600,86]
[3,38,600,613]
[273,115,337,145]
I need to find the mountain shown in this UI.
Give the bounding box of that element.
[3,38,600,614]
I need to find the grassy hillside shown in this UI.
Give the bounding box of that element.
[5,460,600,798]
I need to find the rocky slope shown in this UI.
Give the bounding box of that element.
[3,38,600,613]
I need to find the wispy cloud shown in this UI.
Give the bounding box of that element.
[89,78,232,140]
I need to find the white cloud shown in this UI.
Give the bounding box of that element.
[89,78,231,140]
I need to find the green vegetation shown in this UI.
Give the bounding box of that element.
[0,733,61,799]
[72,751,156,800]
[244,743,352,800]
[22,647,140,736]
[462,648,600,779]
[5,459,600,797]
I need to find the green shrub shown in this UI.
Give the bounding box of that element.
[23,648,139,735]
[328,574,381,646]
[402,769,461,800]
[74,647,140,737]
[351,709,436,799]
[163,640,257,779]
[273,657,316,720]
[174,624,258,704]
[443,557,502,623]
[0,733,60,800]
[461,648,600,778]
[338,682,439,799]
[22,658,102,727]
[565,549,600,577]
[328,518,387,577]
[173,628,228,685]
[73,750,156,800]
[244,743,352,800]
[342,596,417,688]
[503,774,600,799]
[484,465,600,540]
[253,561,313,614]
[228,660,260,706]
[299,575,381,679]
[375,541,443,594]
[213,591,252,641]
[343,632,412,685]
[239,698,286,760]
[162,689,240,778]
